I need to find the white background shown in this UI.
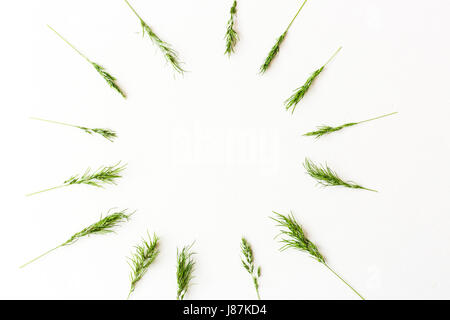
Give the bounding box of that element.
[1,0,450,300]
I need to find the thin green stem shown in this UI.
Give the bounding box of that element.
[286,0,308,31]
[324,46,342,67]
[360,187,378,193]
[26,184,68,197]
[19,245,62,269]
[357,112,398,125]
[255,285,261,300]
[47,25,91,63]
[30,117,79,129]
[124,0,143,21]
[323,263,365,300]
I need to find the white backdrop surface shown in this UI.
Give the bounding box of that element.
[1,0,450,299]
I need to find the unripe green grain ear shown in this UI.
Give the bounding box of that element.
[176,243,196,300]
[240,237,262,299]
[20,209,132,268]
[259,0,309,74]
[224,1,239,56]
[303,157,377,192]
[124,0,185,74]
[271,211,365,300]
[30,117,117,142]
[26,162,126,196]
[127,232,160,299]
[285,47,342,114]
[48,25,126,98]
[303,112,398,139]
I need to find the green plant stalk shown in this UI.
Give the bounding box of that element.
[286,0,308,31]
[255,284,261,300]
[30,117,117,142]
[25,185,69,197]
[271,211,365,300]
[285,46,342,113]
[323,263,365,300]
[26,162,126,196]
[304,112,398,138]
[47,25,126,98]
[19,246,62,269]
[31,117,80,129]
[124,0,185,74]
[259,0,308,73]
[20,210,131,268]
